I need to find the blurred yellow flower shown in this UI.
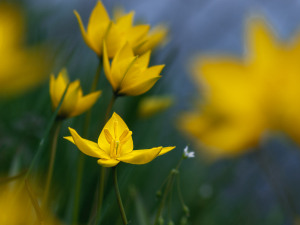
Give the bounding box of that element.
[65,112,175,167]
[0,4,51,97]
[179,19,300,159]
[75,1,150,58]
[0,185,62,224]
[103,42,164,96]
[50,68,101,119]
[138,96,174,118]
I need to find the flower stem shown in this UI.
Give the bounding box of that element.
[73,60,103,225]
[104,93,117,123]
[113,166,128,225]
[42,119,62,210]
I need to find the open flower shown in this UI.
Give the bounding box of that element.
[183,146,194,159]
[64,112,175,167]
[50,68,101,119]
[178,18,300,159]
[74,1,151,58]
[103,42,164,96]
[0,4,51,97]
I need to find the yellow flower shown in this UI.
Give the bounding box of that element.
[138,96,174,118]
[113,6,168,55]
[50,68,101,118]
[64,112,175,167]
[0,4,51,97]
[134,24,168,56]
[74,1,151,58]
[179,18,300,159]
[103,41,164,96]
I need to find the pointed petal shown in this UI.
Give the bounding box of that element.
[87,1,110,32]
[135,24,168,55]
[116,11,134,30]
[158,146,176,156]
[105,22,124,58]
[117,147,162,165]
[68,127,110,159]
[112,42,135,69]
[74,10,97,54]
[98,112,133,155]
[103,41,116,88]
[53,71,68,106]
[97,158,120,167]
[58,80,80,118]
[111,56,138,91]
[119,65,164,96]
[127,25,150,48]
[49,74,56,107]
[70,90,101,117]
[64,136,75,144]
[138,50,151,68]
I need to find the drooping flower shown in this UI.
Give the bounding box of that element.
[64,112,175,167]
[103,42,164,96]
[50,68,101,119]
[0,4,51,97]
[74,1,151,58]
[179,18,300,159]
[138,96,174,118]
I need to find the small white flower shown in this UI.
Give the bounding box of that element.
[183,146,195,158]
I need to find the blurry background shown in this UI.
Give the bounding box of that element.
[2,0,300,224]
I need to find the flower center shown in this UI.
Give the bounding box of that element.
[104,121,132,159]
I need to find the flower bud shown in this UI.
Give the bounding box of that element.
[168,221,175,225]
[158,217,164,225]
[180,216,188,225]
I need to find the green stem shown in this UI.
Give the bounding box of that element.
[113,166,128,225]
[104,94,117,124]
[73,61,103,225]
[154,173,176,225]
[97,166,106,223]
[42,119,62,210]
[154,157,183,225]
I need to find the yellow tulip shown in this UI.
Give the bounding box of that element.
[50,68,101,118]
[113,6,168,55]
[134,24,169,56]
[103,41,164,96]
[138,96,174,118]
[64,112,175,167]
[74,1,151,58]
[179,18,300,159]
[0,4,51,97]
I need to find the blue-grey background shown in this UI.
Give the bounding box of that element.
[3,0,300,224]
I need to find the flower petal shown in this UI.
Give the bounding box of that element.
[111,42,135,69]
[105,22,124,58]
[158,146,176,156]
[97,158,120,167]
[138,50,151,68]
[87,1,110,34]
[58,80,80,118]
[116,11,134,30]
[74,10,97,54]
[49,74,56,107]
[67,127,110,159]
[127,25,150,48]
[69,90,101,117]
[117,147,162,165]
[98,112,133,155]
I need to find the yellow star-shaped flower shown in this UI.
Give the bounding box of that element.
[65,112,175,167]
[179,18,300,159]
